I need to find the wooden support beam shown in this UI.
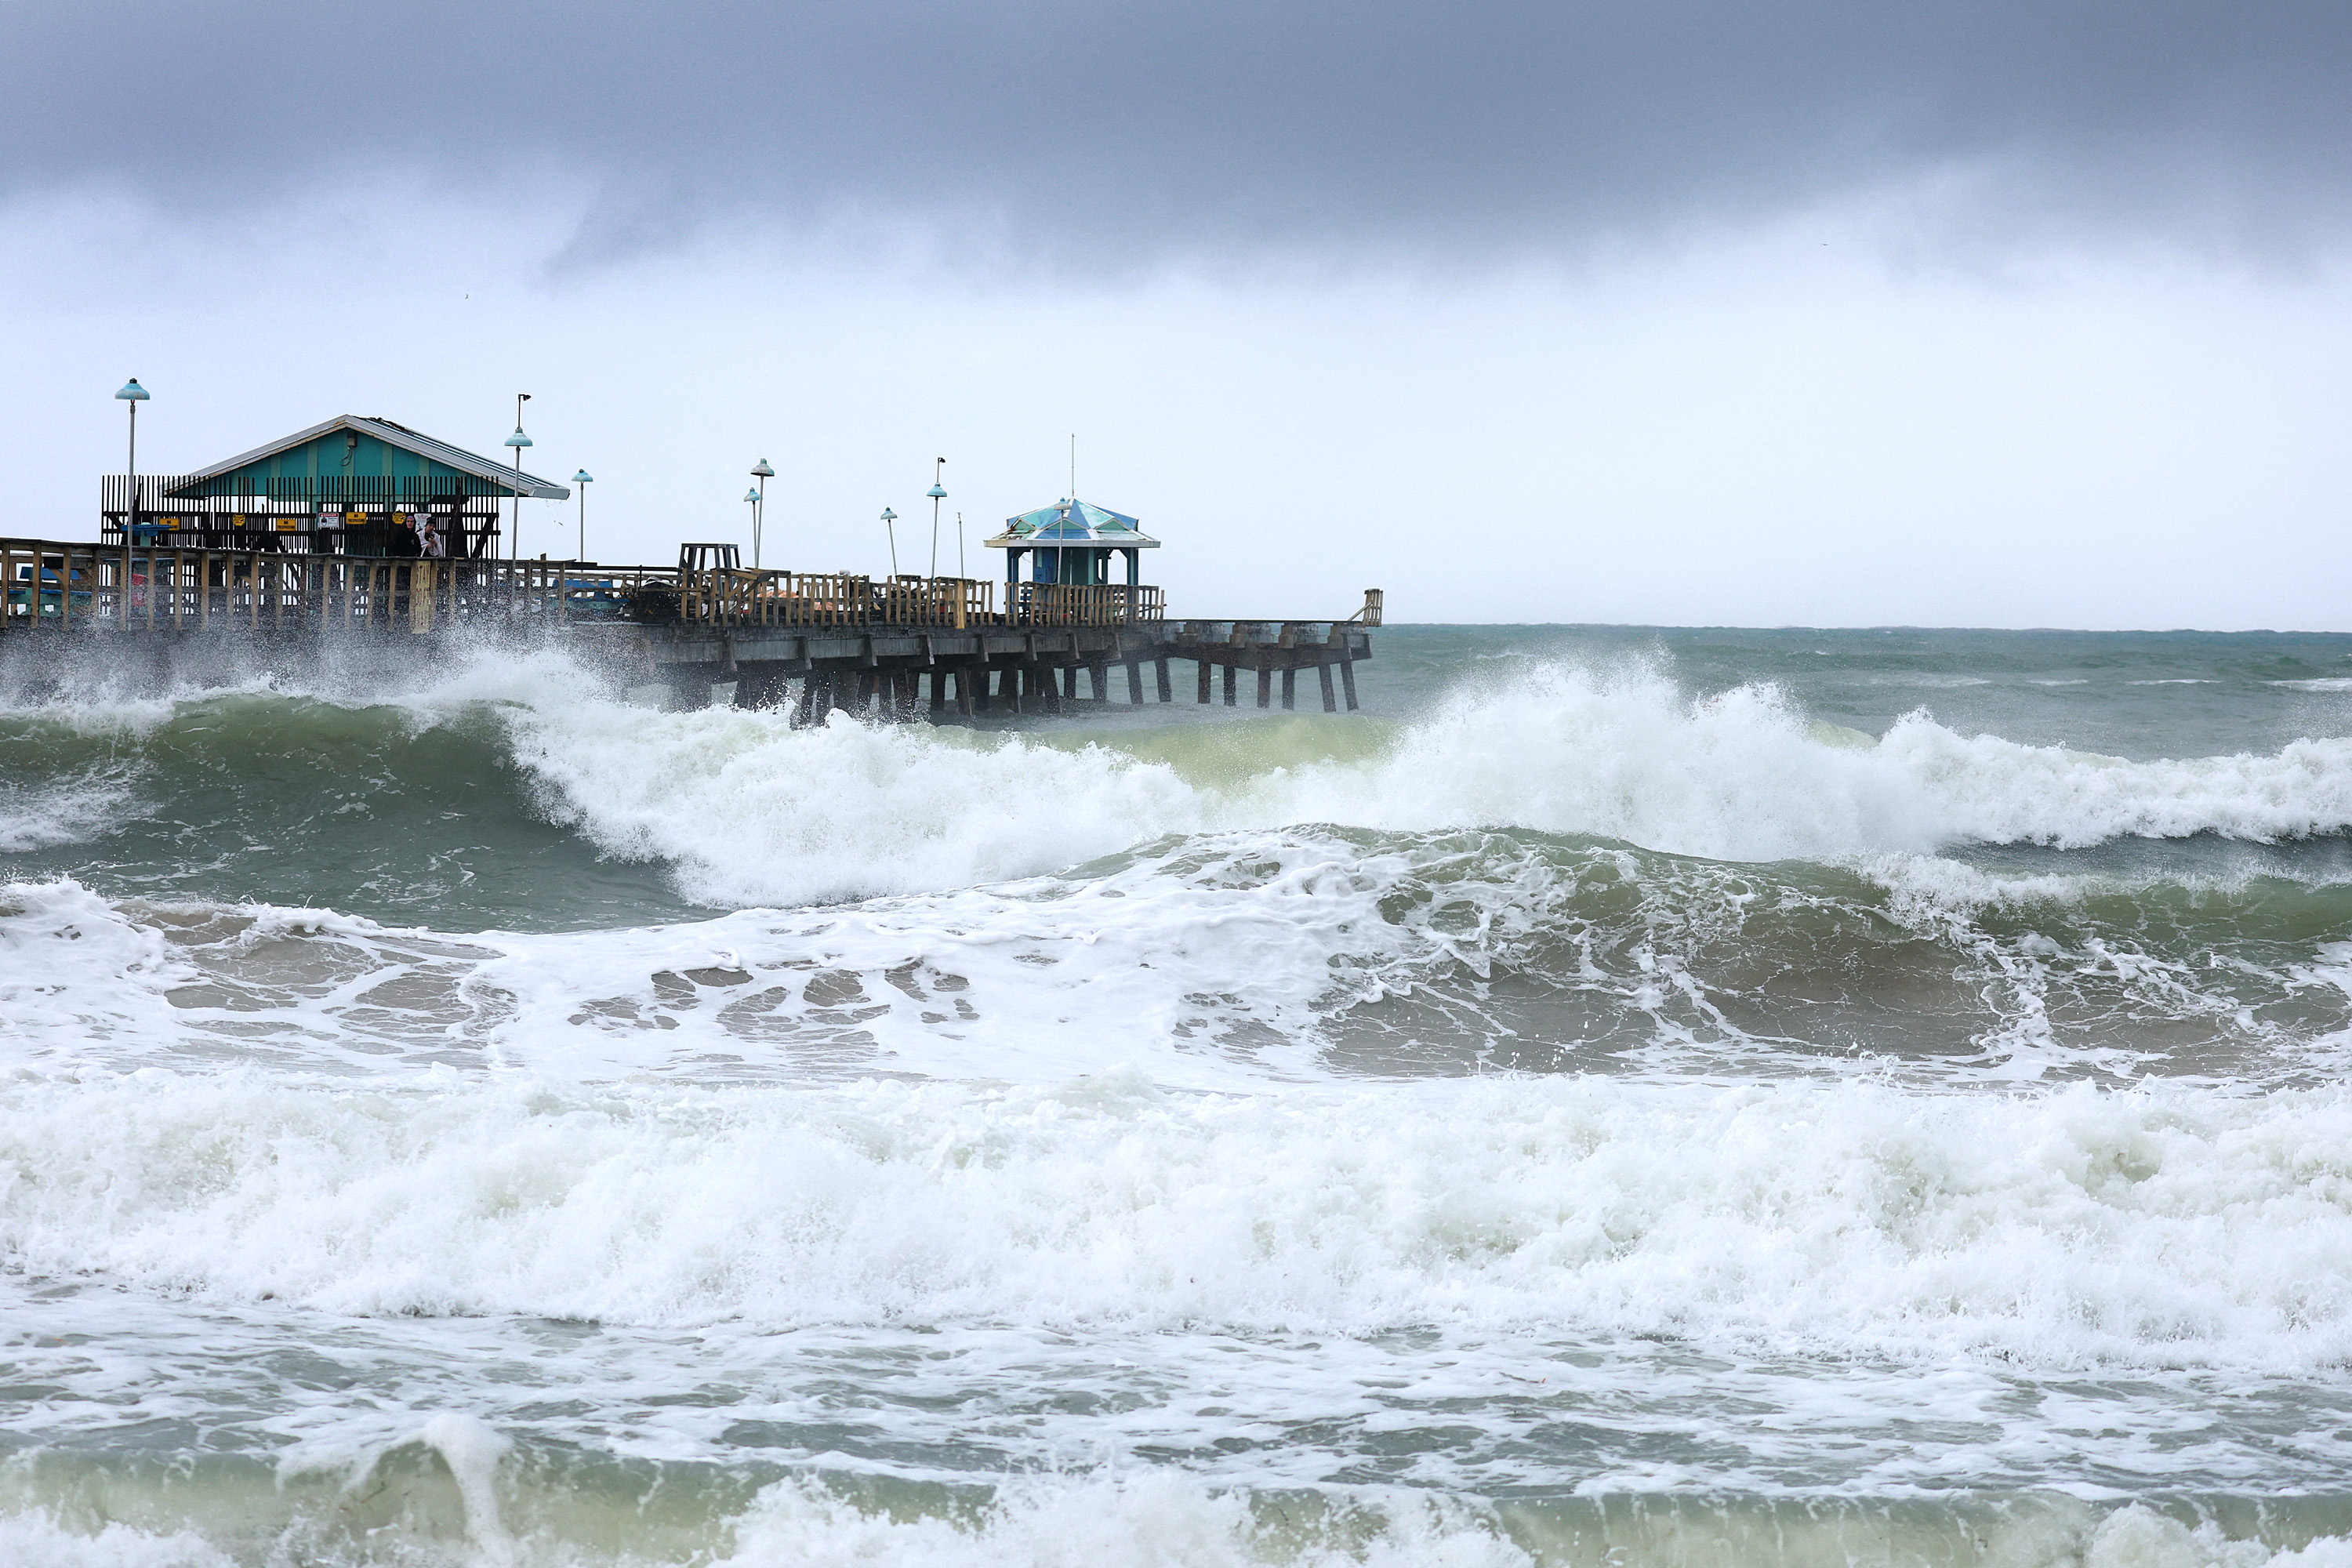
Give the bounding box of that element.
[1340,655,1359,711]
[1319,662,1337,713]
[1223,663,1236,706]
[1155,658,1173,702]
[1126,660,1144,705]
[1257,665,1272,708]
[733,664,791,710]
[1281,667,1297,710]
[1197,659,1212,704]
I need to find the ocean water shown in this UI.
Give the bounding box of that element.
[4,624,2352,1567]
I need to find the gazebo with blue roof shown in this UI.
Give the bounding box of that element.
[985,497,1159,589]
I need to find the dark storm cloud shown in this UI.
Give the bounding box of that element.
[5,0,2348,265]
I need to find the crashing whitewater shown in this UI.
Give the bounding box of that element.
[5,633,2352,1566]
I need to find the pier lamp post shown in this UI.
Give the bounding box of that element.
[504,394,532,559]
[956,511,966,579]
[880,507,898,576]
[744,488,760,555]
[572,470,593,561]
[115,379,149,540]
[926,459,947,578]
[750,459,773,568]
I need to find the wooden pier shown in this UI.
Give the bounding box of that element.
[0,536,1379,720]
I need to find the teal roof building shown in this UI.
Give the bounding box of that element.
[103,414,570,557]
[164,415,571,502]
[984,498,1160,586]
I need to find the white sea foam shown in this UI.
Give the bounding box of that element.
[5,1486,2350,1568]
[715,1475,1534,1568]
[0,1517,235,1568]
[6,650,2352,1568]
[5,1071,2350,1371]
[9,650,2350,912]
[16,817,2339,1092]
[0,769,142,852]
[409,658,2352,905]
[723,1490,2352,1568]
[0,880,197,1063]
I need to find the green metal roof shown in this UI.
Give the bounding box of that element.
[162,415,572,501]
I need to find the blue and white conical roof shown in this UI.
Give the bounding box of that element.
[985,498,1160,548]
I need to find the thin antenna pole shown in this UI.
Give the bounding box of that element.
[1069,434,1076,499]
[956,511,965,579]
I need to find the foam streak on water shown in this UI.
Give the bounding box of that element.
[5,626,2352,1565]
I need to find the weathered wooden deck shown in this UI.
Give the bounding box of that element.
[0,537,1377,719]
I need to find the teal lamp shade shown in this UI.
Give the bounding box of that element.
[926,484,946,499]
[880,508,897,522]
[751,459,774,478]
[573,470,593,484]
[743,488,760,503]
[505,426,532,448]
[115,379,149,401]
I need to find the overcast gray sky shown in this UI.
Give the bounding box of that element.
[4,0,2348,626]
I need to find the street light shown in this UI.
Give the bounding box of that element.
[750,459,773,568]
[503,394,532,559]
[744,488,760,554]
[572,470,593,561]
[880,507,898,576]
[926,459,946,579]
[115,379,149,540]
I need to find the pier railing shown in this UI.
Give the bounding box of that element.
[663,569,1162,630]
[3,538,1168,633]
[2,541,616,633]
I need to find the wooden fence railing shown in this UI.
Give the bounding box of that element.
[2,541,659,633]
[2,539,1170,633]
[661,572,1160,629]
[1010,581,1165,626]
